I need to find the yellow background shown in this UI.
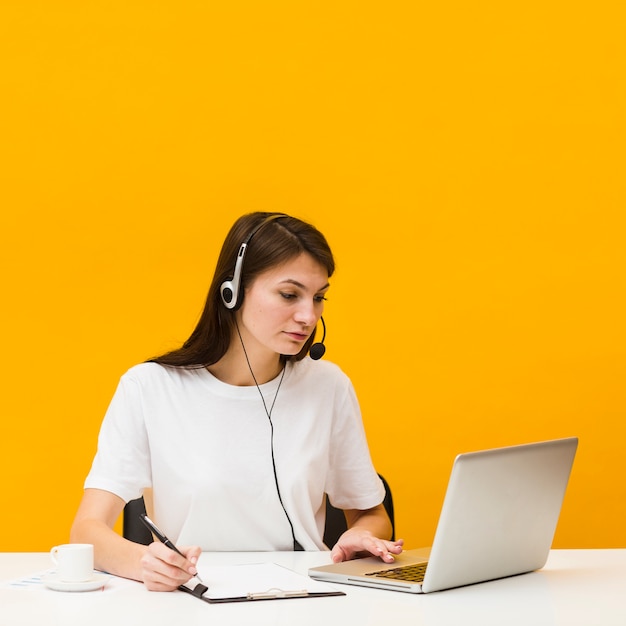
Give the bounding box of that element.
[1,1,624,551]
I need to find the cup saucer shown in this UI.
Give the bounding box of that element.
[42,572,108,592]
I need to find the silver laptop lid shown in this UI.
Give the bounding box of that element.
[309,437,578,593]
[421,437,578,592]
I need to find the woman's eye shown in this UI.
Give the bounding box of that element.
[279,292,327,302]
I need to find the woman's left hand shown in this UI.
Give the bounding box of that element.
[330,528,404,563]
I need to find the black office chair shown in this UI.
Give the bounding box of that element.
[123,473,395,548]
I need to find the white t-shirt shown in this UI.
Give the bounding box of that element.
[85,359,384,551]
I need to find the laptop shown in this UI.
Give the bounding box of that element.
[309,437,578,593]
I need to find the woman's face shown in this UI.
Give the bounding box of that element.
[237,252,330,357]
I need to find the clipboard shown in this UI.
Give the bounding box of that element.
[178,562,345,604]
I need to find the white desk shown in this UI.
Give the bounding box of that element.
[2,550,625,626]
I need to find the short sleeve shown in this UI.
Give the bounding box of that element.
[84,373,152,502]
[325,380,385,510]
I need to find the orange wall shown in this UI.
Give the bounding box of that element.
[1,1,624,551]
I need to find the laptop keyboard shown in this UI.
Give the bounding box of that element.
[365,562,428,583]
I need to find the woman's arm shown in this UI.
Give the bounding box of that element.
[329,503,404,563]
[70,488,201,591]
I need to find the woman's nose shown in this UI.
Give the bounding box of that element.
[294,302,318,326]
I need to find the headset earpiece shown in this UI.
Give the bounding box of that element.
[220,242,249,310]
[220,214,288,311]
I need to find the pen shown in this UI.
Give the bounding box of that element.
[139,513,205,584]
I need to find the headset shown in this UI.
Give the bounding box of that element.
[219,213,327,359]
[220,214,311,550]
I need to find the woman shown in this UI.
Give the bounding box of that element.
[71,212,403,590]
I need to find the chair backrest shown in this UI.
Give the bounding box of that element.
[122,497,152,545]
[123,473,395,548]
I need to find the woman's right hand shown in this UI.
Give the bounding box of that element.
[140,542,203,591]
[71,489,202,592]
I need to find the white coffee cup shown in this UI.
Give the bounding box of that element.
[50,544,94,582]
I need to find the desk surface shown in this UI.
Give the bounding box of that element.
[2,550,625,626]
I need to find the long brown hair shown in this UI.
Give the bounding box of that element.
[151,212,335,367]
